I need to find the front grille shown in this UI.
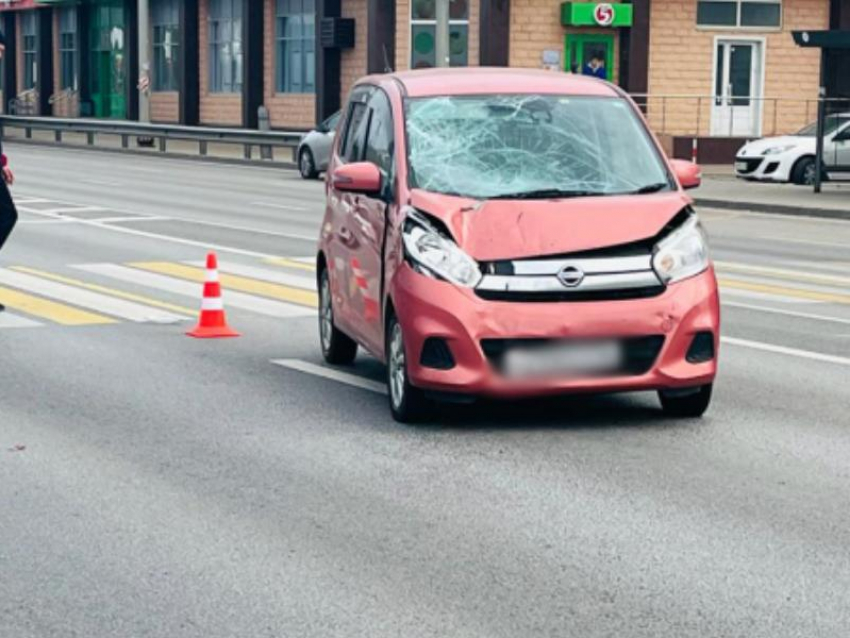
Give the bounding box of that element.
[736,157,764,174]
[481,335,666,377]
[475,285,665,303]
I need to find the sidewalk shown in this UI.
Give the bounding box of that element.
[694,165,850,220]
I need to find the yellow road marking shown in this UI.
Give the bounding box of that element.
[11,266,196,316]
[715,261,850,287]
[719,278,850,305]
[264,257,316,272]
[0,286,115,325]
[130,262,318,308]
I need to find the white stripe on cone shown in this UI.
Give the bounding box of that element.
[201,297,224,311]
[205,269,219,282]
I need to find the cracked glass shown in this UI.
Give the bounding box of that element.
[404,95,671,200]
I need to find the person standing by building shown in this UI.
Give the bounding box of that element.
[582,54,608,81]
[0,30,18,313]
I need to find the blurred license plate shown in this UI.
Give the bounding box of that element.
[502,340,623,378]
[734,161,748,172]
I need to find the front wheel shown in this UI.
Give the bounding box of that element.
[318,268,357,365]
[790,157,817,186]
[386,315,430,423]
[299,148,318,180]
[658,384,713,418]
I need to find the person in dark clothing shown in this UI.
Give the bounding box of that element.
[0,30,18,313]
[582,54,608,81]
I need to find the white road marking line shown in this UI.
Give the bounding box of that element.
[251,201,309,211]
[76,264,315,318]
[720,288,821,305]
[0,269,185,324]
[80,179,124,187]
[188,260,317,291]
[165,215,316,241]
[722,337,850,367]
[271,359,387,394]
[723,301,850,326]
[761,235,850,249]
[94,216,169,224]
[0,312,43,329]
[39,206,107,215]
[16,218,76,225]
[14,198,51,205]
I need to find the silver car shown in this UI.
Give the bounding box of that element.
[296,111,341,179]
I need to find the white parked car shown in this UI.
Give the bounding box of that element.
[296,111,341,179]
[734,113,850,185]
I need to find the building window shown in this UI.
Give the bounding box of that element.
[22,12,38,90]
[208,0,242,93]
[410,0,469,69]
[697,0,781,28]
[152,0,180,91]
[275,0,315,93]
[59,7,78,90]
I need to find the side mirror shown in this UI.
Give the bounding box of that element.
[670,159,702,190]
[331,162,382,195]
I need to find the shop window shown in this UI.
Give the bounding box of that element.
[275,0,315,93]
[208,0,242,93]
[22,12,37,91]
[152,0,180,91]
[59,7,78,91]
[410,0,469,69]
[697,0,781,28]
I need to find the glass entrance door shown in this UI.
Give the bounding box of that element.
[565,34,614,82]
[89,0,126,118]
[711,40,762,137]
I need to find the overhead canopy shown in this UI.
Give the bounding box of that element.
[792,30,850,49]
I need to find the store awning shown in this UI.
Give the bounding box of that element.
[792,30,850,49]
[0,0,39,11]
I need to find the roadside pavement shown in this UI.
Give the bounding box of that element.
[695,166,850,220]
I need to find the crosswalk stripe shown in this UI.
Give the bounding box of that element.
[76,264,315,318]
[131,262,318,308]
[0,269,185,323]
[264,257,316,272]
[11,266,196,316]
[0,312,43,329]
[715,261,850,288]
[188,260,317,291]
[0,286,115,325]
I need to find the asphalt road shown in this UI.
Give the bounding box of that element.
[1,145,849,638]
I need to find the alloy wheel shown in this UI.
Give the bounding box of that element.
[389,322,406,411]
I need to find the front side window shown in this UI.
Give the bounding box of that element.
[22,12,38,90]
[410,0,469,69]
[405,94,670,200]
[276,0,315,93]
[208,0,242,93]
[697,0,781,27]
[59,7,78,91]
[364,90,395,175]
[152,0,180,91]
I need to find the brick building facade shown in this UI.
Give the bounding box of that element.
[0,0,847,149]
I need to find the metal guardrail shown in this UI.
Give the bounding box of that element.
[0,115,305,161]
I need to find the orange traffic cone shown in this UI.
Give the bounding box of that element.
[187,252,240,339]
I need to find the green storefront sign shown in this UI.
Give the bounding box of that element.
[561,2,633,27]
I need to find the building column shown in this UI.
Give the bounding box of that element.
[479,0,510,66]
[241,0,264,129]
[37,7,54,116]
[367,0,395,73]
[619,0,650,98]
[180,0,200,125]
[77,2,91,116]
[315,0,341,125]
[125,0,139,119]
[2,12,18,111]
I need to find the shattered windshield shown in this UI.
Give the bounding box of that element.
[404,94,671,200]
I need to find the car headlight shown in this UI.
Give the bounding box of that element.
[402,209,482,288]
[652,215,710,284]
[762,145,795,155]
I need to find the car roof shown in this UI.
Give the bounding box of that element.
[363,68,623,99]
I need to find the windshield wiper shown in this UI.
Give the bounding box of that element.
[487,188,600,200]
[626,182,670,195]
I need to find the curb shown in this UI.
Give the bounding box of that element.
[694,198,850,221]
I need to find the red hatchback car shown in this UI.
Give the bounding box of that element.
[316,69,720,422]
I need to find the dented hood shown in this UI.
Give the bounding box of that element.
[409,189,691,261]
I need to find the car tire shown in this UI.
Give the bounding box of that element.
[386,314,430,423]
[790,157,817,186]
[299,148,319,180]
[658,384,713,418]
[318,267,357,365]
